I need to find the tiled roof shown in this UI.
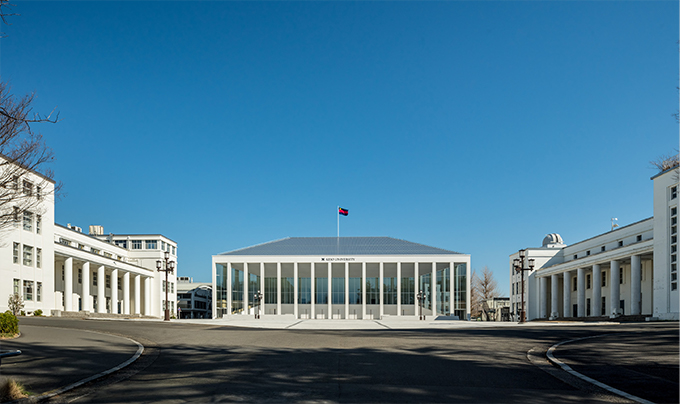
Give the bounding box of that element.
[218,237,462,256]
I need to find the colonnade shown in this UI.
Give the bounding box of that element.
[62,256,152,315]
[539,254,645,319]
[217,260,469,320]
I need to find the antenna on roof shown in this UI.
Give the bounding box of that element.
[611,218,619,231]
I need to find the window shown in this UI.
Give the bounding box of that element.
[59,238,72,246]
[37,282,42,302]
[281,277,295,304]
[573,254,577,260]
[118,278,122,290]
[586,274,591,289]
[586,298,591,316]
[23,280,33,301]
[601,297,606,316]
[104,252,112,258]
[93,271,98,286]
[602,271,606,287]
[161,241,166,251]
[145,240,157,249]
[619,268,624,284]
[618,240,623,247]
[22,180,32,196]
[36,186,41,200]
[36,248,41,268]
[36,215,41,234]
[162,280,166,293]
[23,211,33,231]
[12,176,18,190]
[115,240,128,249]
[264,277,276,304]
[91,248,100,255]
[13,206,18,226]
[78,244,85,250]
[586,250,590,256]
[106,274,111,288]
[671,185,678,200]
[172,246,176,255]
[572,277,577,291]
[132,240,142,250]
[332,277,345,304]
[78,268,82,284]
[171,282,174,293]
[601,246,606,252]
[13,279,19,294]
[23,245,33,266]
[13,242,19,264]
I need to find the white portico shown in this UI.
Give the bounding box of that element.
[212,237,471,320]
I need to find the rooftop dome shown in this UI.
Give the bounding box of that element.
[542,233,564,247]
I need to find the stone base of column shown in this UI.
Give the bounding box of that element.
[549,312,559,320]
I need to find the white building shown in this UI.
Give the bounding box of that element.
[510,167,678,321]
[0,159,177,318]
[177,277,212,319]
[212,237,471,320]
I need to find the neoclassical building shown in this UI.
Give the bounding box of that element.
[212,237,471,320]
[510,167,678,321]
[0,158,177,318]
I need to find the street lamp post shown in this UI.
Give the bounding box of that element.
[156,251,176,321]
[416,290,425,320]
[513,249,534,324]
[254,290,263,319]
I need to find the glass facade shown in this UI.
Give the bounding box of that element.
[215,260,468,319]
[365,277,379,304]
[298,277,311,304]
[383,277,397,305]
[436,266,451,315]
[401,277,415,305]
[454,263,467,319]
[331,277,344,304]
[315,277,328,304]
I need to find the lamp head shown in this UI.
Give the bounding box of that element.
[519,249,526,259]
[164,250,170,260]
[156,260,162,270]
[528,258,535,269]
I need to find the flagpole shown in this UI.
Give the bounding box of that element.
[337,206,340,238]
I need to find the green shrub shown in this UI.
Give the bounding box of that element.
[19,310,25,317]
[33,309,42,316]
[0,310,19,335]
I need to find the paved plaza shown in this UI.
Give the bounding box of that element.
[0,318,677,403]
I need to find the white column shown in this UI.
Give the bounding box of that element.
[577,268,585,318]
[592,264,601,317]
[260,262,264,317]
[431,262,436,315]
[97,265,106,314]
[111,268,118,314]
[539,276,548,318]
[243,263,248,315]
[64,257,73,311]
[466,260,471,320]
[82,262,90,312]
[449,262,455,316]
[550,274,559,319]
[631,255,641,315]
[397,262,402,316]
[414,262,419,318]
[144,276,151,316]
[226,262,232,316]
[311,263,315,319]
[344,262,349,319]
[134,274,141,315]
[328,264,332,319]
[610,260,620,317]
[361,261,366,319]
[563,271,571,317]
[293,262,299,318]
[379,262,384,319]
[123,272,130,315]
[276,262,282,316]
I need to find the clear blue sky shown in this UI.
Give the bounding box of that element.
[2,1,677,295]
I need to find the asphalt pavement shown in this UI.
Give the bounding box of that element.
[0,317,677,403]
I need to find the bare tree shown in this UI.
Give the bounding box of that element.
[7,292,23,316]
[0,1,60,235]
[471,266,501,320]
[650,152,679,173]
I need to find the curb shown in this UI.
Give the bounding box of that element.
[546,334,654,404]
[10,328,144,403]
